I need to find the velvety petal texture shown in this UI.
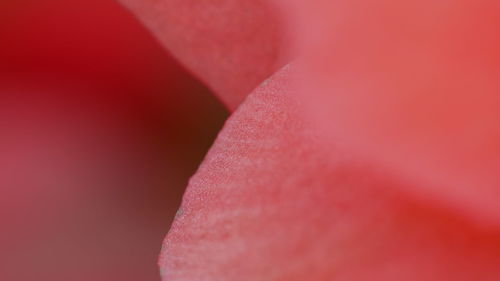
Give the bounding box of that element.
[119,0,287,109]
[160,66,500,281]
[280,0,500,224]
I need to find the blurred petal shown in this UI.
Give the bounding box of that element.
[0,1,227,280]
[118,0,287,109]
[279,0,500,224]
[160,65,500,280]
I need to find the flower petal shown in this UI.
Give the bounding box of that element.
[0,1,227,280]
[118,0,287,110]
[160,65,500,280]
[279,0,500,224]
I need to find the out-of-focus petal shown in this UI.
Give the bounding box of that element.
[159,65,500,281]
[0,1,227,280]
[118,0,288,110]
[279,0,500,224]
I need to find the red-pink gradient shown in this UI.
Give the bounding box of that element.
[279,0,500,224]
[119,0,500,280]
[5,0,500,281]
[0,1,226,280]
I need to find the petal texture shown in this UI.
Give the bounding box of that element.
[160,66,500,281]
[119,0,287,109]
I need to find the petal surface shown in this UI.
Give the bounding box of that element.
[279,0,500,223]
[118,0,287,109]
[160,66,500,281]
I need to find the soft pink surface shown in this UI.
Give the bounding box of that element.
[5,0,500,280]
[160,66,500,281]
[279,0,500,224]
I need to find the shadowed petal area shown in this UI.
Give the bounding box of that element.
[160,66,500,281]
[0,1,228,280]
[118,0,287,110]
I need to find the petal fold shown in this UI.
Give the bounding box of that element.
[119,0,287,109]
[160,65,500,281]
